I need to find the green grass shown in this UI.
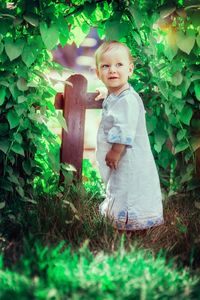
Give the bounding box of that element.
[1,160,200,299]
[0,240,199,300]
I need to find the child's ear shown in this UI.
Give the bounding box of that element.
[128,63,134,76]
[96,68,100,79]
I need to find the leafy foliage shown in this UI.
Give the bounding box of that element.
[0,0,75,217]
[0,241,199,299]
[0,0,200,223]
[100,0,200,193]
[82,159,105,199]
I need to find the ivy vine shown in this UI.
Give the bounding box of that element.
[0,0,200,219]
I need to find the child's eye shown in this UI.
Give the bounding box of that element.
[101,64,109,69]
[116,63,123,67]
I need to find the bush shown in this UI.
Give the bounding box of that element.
[0,241,199,300]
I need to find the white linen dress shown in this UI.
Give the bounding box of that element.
[96,86,164,230]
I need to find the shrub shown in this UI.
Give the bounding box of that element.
[0,241,199,300]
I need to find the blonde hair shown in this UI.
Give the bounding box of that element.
[95,40,133,67]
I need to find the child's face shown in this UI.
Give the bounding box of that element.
[96,47,133,93]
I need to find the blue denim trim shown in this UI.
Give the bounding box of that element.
[114,210,164,231]
[108,134,133,146]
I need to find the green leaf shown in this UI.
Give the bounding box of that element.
[164,102,171,116]
[181,77,191,96]
[0,202,5,209]
[157,149,171,169]
[8,155,15,165]
[0,140,9,154]
[172,90,182,99]
[22,161,32,175]
[48,151,60,172]
[157,81,168,99]
[81,22,90,34]
[22,197,37,204]
[164,44,178,61]
[70,26,88,47]
[17,78,28,91]
[105,20,130,40]
[57,111,67,132]
[7,110,20,129]
[0,42,4,55]
[196,34,200,48]
[97,26,105,39]
[0,179,13,192]
[11,142,25,156]
[180,164,193,184]
[16,186,25,197]
[0,81,9,88]
[191,75,200,82]
[132,31,141,46]
[168,114,179,127]
[194,82,200,101]
[39,22,59,50]
[171,72,183,86]
[17,95,27,103]
[190,10,200,28]
[0,87,6,106]
[0,123,9,136]
[58,16,70,38]
[173,99,184,112]
[175,140,189,154]
[8,174,19,185]
[179,106,193,126]
[9,82,20,99]
[146,115,157,134]
[176,31,195,55]
[15,103,26,116]
[177,129,187,141]
[154,127,167,153]
[14,133,23,144]
[59,34,69,47]
[23,14,39,27]
[129,4,143,29]
[5,38,24,61]
[0,19,10,35]
[22,45,36,67]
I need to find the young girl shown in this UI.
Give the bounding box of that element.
[95,41,164,231]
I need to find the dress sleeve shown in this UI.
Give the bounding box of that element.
[107,94,140,147]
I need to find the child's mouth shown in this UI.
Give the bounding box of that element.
[108,77,118,79]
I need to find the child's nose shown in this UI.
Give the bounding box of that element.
[109,65,117,72]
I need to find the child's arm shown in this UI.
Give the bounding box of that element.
[105,143,125,170]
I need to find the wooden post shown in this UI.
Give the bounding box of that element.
[55,74,103,180]
[61,74,87,179]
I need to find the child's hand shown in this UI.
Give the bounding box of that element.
[105,149,121,170]
[95,87,108,101]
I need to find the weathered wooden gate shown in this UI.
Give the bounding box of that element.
[54,74,103,179]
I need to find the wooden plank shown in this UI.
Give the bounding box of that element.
[60,74,87,179]
[55,93,64,109]
[86,92,103,109]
